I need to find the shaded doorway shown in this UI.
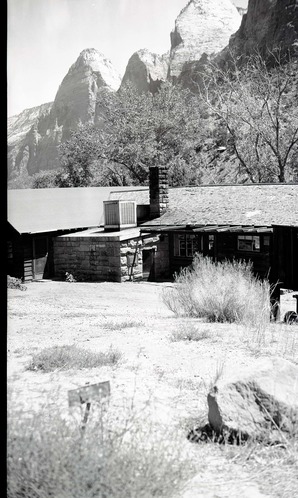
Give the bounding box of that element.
[142,248,155,281]
[33,236,49,280]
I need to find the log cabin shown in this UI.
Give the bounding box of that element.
[7,169,298,295]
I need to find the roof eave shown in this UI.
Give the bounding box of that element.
[11,224,101,235]
[140,224,273,233]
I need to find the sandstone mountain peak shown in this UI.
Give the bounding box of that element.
[168,0,241,79]
[8,48,122,181]
[78,47,106,60]
[67,48,121,91]
[120,49,169,93]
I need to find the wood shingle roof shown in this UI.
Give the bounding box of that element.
[112,184,298,227]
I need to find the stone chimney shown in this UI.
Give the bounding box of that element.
[149,166,169,218]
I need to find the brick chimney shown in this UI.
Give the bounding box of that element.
[149,166,169,218]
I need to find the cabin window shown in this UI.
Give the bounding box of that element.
[263,235,270,247]
[174,233,202,257]
[208,235,214,251]
[237,235,260,252]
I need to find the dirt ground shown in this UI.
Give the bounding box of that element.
[7,281,298,498]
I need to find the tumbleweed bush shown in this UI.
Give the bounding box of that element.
[162,254,271,326]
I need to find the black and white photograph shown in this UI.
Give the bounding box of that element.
[7,1,298,497]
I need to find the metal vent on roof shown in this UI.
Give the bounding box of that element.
[104,200,137,231]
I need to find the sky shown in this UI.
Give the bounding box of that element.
[7,0,248,117]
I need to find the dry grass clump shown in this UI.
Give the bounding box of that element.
[162,255,271,327]
[103,319,144,330]
[225,438,298,498]
[170,323,211,342]
[7,401,195,498]
[27,344,122,372]
[242,322,298,361]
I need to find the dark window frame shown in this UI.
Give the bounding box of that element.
[237,234,271,253]
[174,233,203,258]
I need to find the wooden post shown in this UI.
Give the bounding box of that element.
[68,381,110,432]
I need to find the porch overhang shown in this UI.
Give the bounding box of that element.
[140,224,273,234]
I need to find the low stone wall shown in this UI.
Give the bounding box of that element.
[119,234,169,281]
[53,232,171,283]
[54,236,121,282]
[120,238,143,281]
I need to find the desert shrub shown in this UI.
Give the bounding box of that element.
[7,275,27,291]
[27,344,122,372]
[170,323,211,342]
[7,402,194,498]
[162,255,271,325]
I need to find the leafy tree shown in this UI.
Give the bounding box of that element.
[200,51,298,183]
[57,82,204,187]
[57,124,133,187]
[57,126,103,187]
[32,169,62,188]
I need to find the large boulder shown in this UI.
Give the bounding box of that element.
[207,357,298,442]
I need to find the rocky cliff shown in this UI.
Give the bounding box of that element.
[167,0,240,80]
[8,0,298,184]
[8,49,121,180]
[121,0,241,90]
[174,0,298,91]
[8,102,53,178]
[228,0,298,59]
[120,49,169,93]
